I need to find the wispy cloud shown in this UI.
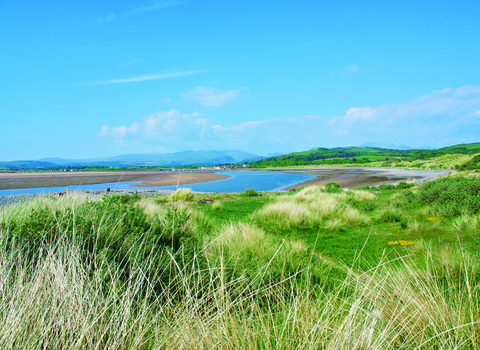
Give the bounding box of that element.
[82,59,140,77]
[96,13,116,23]
[96,86,480,153]
[94,1,183,24]
[342,64,360,73]
[91,69,207,85]
[184,87,247,106]
[97,110,211,149]
[130,2,183,14]
[116,59,140,69]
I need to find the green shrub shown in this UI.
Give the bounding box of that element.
[458,154,480,171]
[396,181,413,189]
[346,198,376,212]
[418,177,480,216]
[105,193,141,205]
[376,207,404,223]
[402,190,416,203]
[378,184,395,191]
[360,201,376,212]
[243,188,259,197]
[323,182,342,193]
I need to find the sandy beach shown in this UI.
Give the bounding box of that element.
[251,167,456,189]
[131,173,229,187]
[0,171,229,190]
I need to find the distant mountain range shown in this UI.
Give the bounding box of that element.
[0,150,268,170]
[2,141,457,170]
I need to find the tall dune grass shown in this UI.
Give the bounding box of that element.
[254,185,373,229]
[0,192,479,348]
[167,187,195,202]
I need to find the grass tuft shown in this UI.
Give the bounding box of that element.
[167,188,195,202]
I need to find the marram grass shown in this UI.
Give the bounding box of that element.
[254,186,373,229]
[0,190,479,349]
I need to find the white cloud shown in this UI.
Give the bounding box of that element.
[97,123,139,138]
[130,2,183,14]
[342,64,360,73]
[185,87,247,106]
[95,1,182,24]
[96,14,116,23]
[160,97,172,103]
[97,110,214,150]
[93,70,207,85]
[97,86,480,153]
[116,59,140,69]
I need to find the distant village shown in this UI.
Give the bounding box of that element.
[2,163,251,173]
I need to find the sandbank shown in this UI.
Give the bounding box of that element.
[132,173,229,187]
[0,171,228,190]
[240,167,454,189]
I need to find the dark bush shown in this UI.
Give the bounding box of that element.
[378,184,395,191]
[105,193,141,205]
[243,188,259,197]
[458,155,480,171]
[360,202,376,212]
[396,182,413,189]
[324,182,342,193]
[418,176,480,216]
[402,190,416,203]
[377,208,403,223]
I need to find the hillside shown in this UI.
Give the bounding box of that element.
[250,143,480,168]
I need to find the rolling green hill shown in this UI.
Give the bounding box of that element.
[250,143,480,168]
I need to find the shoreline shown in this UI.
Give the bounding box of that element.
[235,167,455,189]
[288,168,455,189]
[132,172,229,187]
[0,170,227,190]
[0,168,455,194]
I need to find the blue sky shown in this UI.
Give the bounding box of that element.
[1,0,480,161]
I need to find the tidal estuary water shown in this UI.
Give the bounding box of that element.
[0,171,318,196]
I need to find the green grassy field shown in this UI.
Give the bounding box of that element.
[251,142,480,168]
[0,178,479,349]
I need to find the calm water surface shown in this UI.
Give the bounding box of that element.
[0,171,318,196]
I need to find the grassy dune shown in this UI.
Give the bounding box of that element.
[0,180,479,349]
[359,153,475,170]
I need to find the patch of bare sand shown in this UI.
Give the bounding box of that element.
[0,171,229,190]
[132,173,229,187]
[286,174,394,189]
[240,167,452,189]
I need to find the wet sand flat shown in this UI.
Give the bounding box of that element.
[0,171,228,190]
[132,173,229,187]
[241,167,454,189]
